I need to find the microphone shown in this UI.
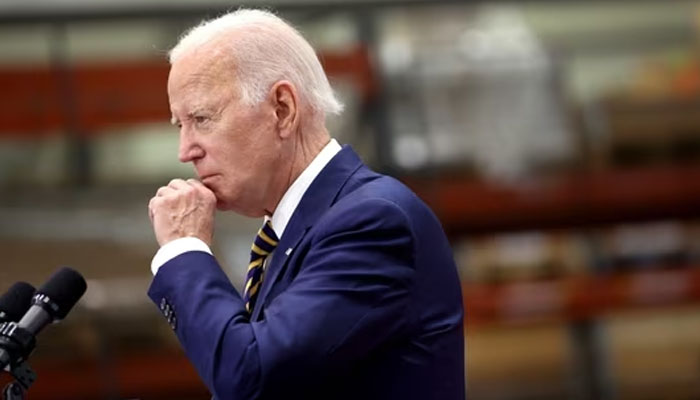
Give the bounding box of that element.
[18,267,87,332]
[0,267,87,370]
[0,283,35,324]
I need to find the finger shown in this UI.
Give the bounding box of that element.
[187,178,210,192]
[168,178,190,190]
[187,179,216,201]
[156,186,174,197]
[148,197,159,222]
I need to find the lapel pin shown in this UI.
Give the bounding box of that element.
[285,248,293,256]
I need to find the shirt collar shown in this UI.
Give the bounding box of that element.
[268,138,342,238]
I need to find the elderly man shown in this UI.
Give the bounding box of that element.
[147,8,465,400]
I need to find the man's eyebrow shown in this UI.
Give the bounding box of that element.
[170,116,179,126]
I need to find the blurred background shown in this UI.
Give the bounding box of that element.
[1,0,700,399]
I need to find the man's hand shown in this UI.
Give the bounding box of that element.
[148,178,217,246]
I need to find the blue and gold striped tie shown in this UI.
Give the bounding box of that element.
[243,220,279,313]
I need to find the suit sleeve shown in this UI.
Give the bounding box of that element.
[148,198,416,399]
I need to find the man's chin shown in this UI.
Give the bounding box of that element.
[215,199,249,215]
[214,195,267,217]
[211,191,238,212]
[215,199,231,212]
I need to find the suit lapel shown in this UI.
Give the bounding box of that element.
[251,146,364,320]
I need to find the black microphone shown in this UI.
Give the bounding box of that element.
[0,267,87,370]
[0,283,35,324]
[18,267,87,332]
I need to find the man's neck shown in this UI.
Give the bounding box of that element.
[265,128,330,216]
[268,137,342,238]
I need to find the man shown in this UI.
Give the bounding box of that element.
[147,8,465,400]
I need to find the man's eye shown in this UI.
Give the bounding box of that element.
[194,116,208,124]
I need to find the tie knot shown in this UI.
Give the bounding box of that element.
[250,220,279,259]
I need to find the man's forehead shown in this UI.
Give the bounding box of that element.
[171,52,225,80]
[175,36,235,69]
[167,40,239,114]
[169,53,236,94]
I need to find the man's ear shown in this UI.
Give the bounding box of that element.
[269,81,299,139]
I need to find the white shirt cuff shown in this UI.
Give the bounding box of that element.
[151,237,213,275]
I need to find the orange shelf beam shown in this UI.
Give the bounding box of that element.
[464,265,700,327]
[403,163,700,234]
[0,46,374,137]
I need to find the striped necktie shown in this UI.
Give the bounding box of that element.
[243,220,279,313]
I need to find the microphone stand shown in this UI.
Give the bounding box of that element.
[0,322,36,400]
[3,361,36,400]
[0,268,87,400]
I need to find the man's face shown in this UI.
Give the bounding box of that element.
[167,49,281,217]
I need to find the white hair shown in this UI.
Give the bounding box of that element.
[169,9,344,117]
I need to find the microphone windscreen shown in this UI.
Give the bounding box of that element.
[38,267,87,320]
[0,282,35,322]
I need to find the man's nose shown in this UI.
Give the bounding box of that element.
[178,131,204,163]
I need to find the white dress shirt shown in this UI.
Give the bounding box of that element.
[151,139,342,275]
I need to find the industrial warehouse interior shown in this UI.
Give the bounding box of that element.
[1,0,700,399]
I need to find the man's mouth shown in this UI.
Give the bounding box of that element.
[199,173,217,181]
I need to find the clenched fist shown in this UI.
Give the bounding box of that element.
[148,178,217,246]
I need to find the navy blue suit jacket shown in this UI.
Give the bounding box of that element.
[148,146,466,399]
